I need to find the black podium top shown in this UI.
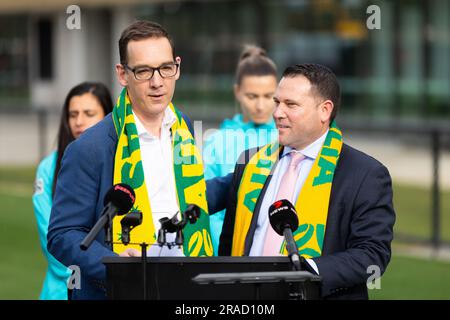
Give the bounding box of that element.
[103,256,321,300]
[104,255,299,264]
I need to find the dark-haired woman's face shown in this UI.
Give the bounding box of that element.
[68,93,106,139]
[234,75,277,125]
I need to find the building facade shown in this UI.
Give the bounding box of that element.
[0,0,449,121]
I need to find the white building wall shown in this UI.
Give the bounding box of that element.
[110,6,134,98]
[30,8,115,110]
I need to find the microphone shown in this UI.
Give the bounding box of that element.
[80,183,136,250]
[157,204,201,247]
[268,199,301,271]
[103,183,136,214]
[120,211,143,245]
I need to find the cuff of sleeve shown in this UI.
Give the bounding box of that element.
[305,258,320,275]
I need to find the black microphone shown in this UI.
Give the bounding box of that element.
[103,183,136,213]
[157,204,201,246]
[80,183,136,250]
[182,204,201,224]
[120,211,143,245]
[268,199,301,271]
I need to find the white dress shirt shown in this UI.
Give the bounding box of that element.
[133,108,184,256]
[249,130,329,274]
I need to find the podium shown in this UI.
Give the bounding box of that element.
[103,256,321,300]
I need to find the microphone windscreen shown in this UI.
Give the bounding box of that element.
[268,199,299,235]
[184,204,200,223]
[104,183,135,214]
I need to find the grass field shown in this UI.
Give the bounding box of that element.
[393,183,450,242]
[369,254,450,300]
[0,166,449,300]
[0,166,46,299]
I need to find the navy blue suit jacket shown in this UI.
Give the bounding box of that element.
[47,112,230,300]
[219,144,395,299]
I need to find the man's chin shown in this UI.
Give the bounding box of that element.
[144,101,169,114]
[277,136,289,147]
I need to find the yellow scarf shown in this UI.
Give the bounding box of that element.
[111,88,213,256]
[232,122,343,258]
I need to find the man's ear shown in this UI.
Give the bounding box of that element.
[115,64,128,87]
[320,100,334,123]
[175,56,181,80]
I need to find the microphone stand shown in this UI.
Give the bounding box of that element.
[80,203,116,250]
[157,212,186,248]
[157,205,200,248]
[105,216,112,246]
[112,241,150,300]
[282,226,306,300]
[143,206,200,299]
[140,242,148,300]
[283,227,301,271]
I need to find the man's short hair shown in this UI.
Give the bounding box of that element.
[282,63,341,123]
[119,20,175,65]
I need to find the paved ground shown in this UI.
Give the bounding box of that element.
[393,243,450,262]
[346,134,450,189]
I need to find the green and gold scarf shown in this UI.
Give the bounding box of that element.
[232,121,343,258]
[111,88,213,256]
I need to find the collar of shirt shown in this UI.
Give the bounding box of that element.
[132,106,177,139]
[281,129,329,161]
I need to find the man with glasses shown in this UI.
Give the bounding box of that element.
[47,20,229,299]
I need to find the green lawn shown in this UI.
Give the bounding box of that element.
[393,183,450,242]
[0,166,449,299]
[0,166,46,299]
[370,254,450,300]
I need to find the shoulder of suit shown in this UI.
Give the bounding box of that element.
[71,113,116,152]
[236,146,260,165]
[179,110,190,120]
[340,143,387,172]
[86,113,115,139]
[178,111,195,134]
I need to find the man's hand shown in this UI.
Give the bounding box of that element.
[119,248,142,257]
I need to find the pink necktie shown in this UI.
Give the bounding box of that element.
[262,152,305,256]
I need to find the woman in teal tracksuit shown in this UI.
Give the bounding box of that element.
[32,82,113,299]
[203,45,279,254]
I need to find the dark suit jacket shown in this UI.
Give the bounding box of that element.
[219,143,395,300]
[47,112,230,300]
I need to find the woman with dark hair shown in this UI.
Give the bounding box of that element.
[203,45,279,254]
[32,82,113,300]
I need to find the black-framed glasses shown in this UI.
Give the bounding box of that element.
[123,62,179,80]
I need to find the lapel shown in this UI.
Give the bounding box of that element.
[106,114,118,184]
[318,143,346,255]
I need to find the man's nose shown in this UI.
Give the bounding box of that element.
[273,104,285,119]
[149,71,164,88]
